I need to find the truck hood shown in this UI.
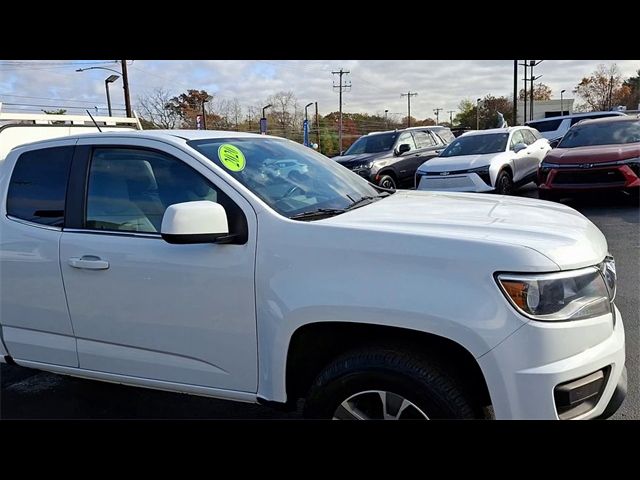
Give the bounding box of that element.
[323,190,607,270]
[545,144,640,164]
[417,152,505,173]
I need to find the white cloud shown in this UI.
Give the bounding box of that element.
[1,60,638,119]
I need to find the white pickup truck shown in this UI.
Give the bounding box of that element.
[0,127,626,419]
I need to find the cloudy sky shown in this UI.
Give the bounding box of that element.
[1,60,638,120]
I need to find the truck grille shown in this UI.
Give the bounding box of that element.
[553,169,625,185]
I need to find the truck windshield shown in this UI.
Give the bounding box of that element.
[188,137,381,219]
[439,133,509,157]
[344,132,398,154]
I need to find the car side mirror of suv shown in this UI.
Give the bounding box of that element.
[161,201,231,244]
[512,142,527,153]
[395,143,411,156]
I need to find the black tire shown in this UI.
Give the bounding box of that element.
[378,174,397,190]
[495,170,514,195]
[303,346,482,420]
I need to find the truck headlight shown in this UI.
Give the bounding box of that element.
[497,263,614,321]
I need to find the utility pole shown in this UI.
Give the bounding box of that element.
[202,99,207,130]
[608,75,614,110]
[513,60,517,127]
[529,60,543,121]
[447,110,455,125]
[121,60,132,118]
[315,102,320,150]
[332,68,351,154]
[519,60,529,125]
[401,91,418,127]
[433,108,443,125]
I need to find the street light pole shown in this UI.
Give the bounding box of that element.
[384,109,389,129]
[304,102,313,146]
[560,89,566,116]
[121,60,132,118]
[104,75,119,117]
[77,64,132,117]
[476,98,481,130]
[261,104,272,135]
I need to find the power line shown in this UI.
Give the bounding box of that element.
[0,93,125,107]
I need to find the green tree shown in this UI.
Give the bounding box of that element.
[167,89,222,129]
[454,96,514,129]
[453,99,477,128]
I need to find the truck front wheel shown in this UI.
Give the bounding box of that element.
[303,346,482,419]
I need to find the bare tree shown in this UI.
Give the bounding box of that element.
[574,64,626,111]
[137,88,181,129]
[230,98,242,130]
[266,91,299,137]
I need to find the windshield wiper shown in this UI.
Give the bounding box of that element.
[346,192,390,210]
[289,208,347,221]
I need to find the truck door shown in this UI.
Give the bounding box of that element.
[0,141,79,367]
[59,139,258,392]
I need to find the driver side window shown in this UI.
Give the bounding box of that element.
[397,132,417,152]
[85,148,224,233]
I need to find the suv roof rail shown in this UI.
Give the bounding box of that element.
[0,102,143,130]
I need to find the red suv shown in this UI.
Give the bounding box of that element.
[538,116,640,200]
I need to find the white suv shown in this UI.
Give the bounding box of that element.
[415,126,551,194]
[0,130,626,419]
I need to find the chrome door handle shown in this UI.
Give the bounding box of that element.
[68,255,110,270]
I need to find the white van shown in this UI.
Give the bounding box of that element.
[526,111,627,146]
[0,104,141,161]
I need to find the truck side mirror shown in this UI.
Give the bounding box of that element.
[161,201,230,244]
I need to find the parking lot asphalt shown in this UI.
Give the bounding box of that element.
[1,184,638,419]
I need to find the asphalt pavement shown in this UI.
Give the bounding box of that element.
[1,185,637,419]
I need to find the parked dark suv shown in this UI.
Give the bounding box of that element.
[334,126,453,189]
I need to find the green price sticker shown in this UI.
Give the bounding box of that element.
[218,144,246,172]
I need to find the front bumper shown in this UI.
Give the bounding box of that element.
[415,172,493,192]
[478,305,626,419]
[539,164,640,192]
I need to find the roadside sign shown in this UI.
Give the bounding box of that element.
[196,115,203,130]
[259,117,267,135]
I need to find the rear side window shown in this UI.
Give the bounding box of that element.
[528,119,563,132]
[6,146,73,227]
[434,128,455,143]
[521,129,537,144]
[412,130,434,148]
